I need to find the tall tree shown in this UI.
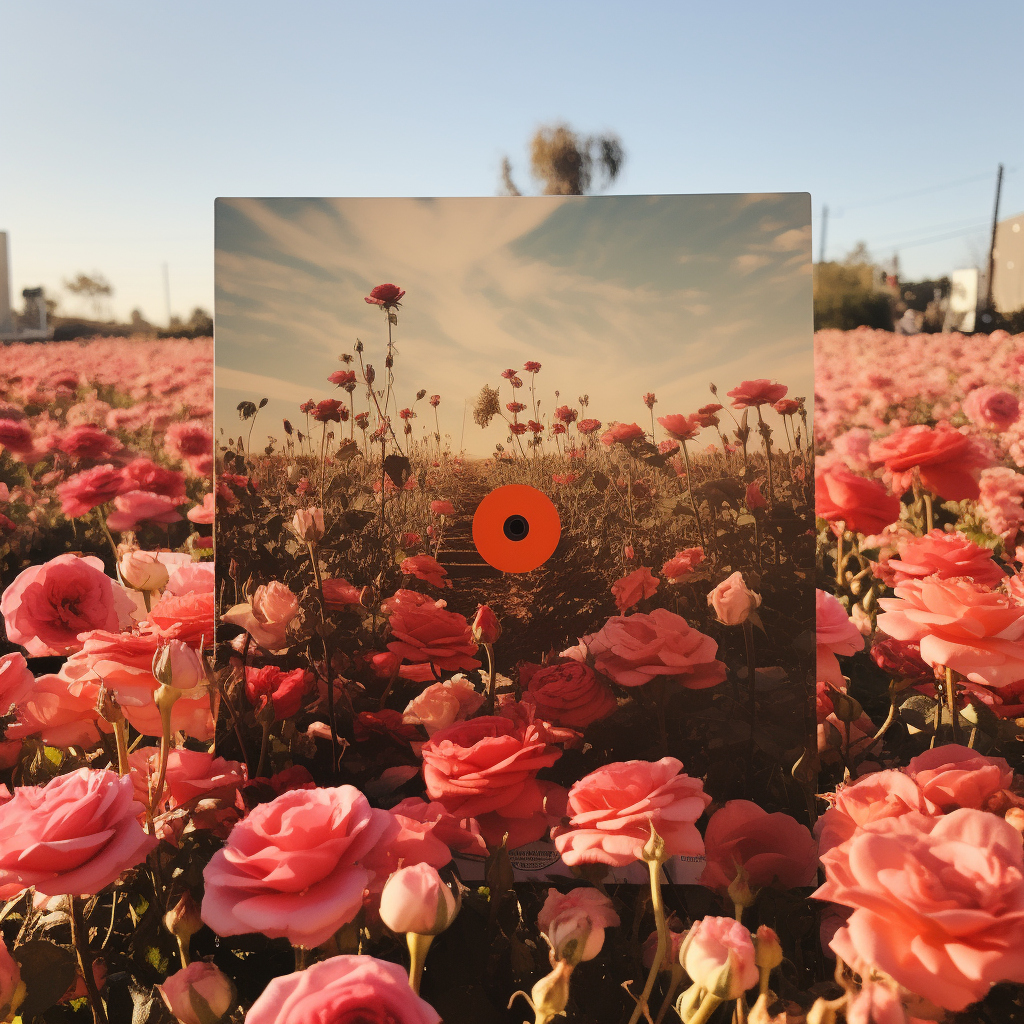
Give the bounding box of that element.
[501,123,624,196]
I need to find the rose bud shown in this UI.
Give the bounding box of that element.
[157,961,236,1024]
[752,925,783,973]
[472,604,501,645]
[292,507,325,543]
[153,641,205,690]
[538,887,620,965]
[379,863,459,937]
[679,916,759,1001]
[119,550,170,591]
[708,571,761,626]
[1006,807,1024,834]
[164,892,204,954]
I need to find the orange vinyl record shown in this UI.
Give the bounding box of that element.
[471,484,561,573]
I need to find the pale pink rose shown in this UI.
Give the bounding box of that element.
[962,385,1020,433]
[573,608,726,689]
[978,466,1024,543]
[680,916,759,1000]
[0,652,35,711]
[158,961,236,1024]
[220,580,299,651]
[876,576,1024,689]
[244,955,440,1024]
[379,863,458,936]
[4,671,111,748]
[700,800,817,891]
[106,490,183,531]
[0,768,157,898]
[119,550,182,591]
[292,506,325,543]
[200,785,397,947]
[552,757,711,867]
[537,887,620,963]
[0,553,136,657]
[611,567,659,612]
[816,590,865,688]
[402,676,484,736]
[186,492,215,525]
[0,934,25,1020]
[815,770,939,857]
[708,571,761,626]
[129,747,245,812]
[816,809,1024,1010]
[884,529,1004,588]
[902,743,1012,811]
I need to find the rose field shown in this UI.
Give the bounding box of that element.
[0,318,1020,1024]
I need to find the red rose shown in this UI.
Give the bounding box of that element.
[471,604,501,644]
[322,577,364,609]
[57,465,128,517]
[600,422,645,446]
[726,380,788,408]
[328,369,357,388]
[364,283,405,308]
[58,424,120,461]
[313,399,344,423]
[610,567,659,612]
[869,424,991,501]
[399,554,451,589]
[244,666,313,719]
[661,547,705,582]
[658,413,701,442]
[0,419,34,454]
[815,466,901,535]
[519,660,617,729]
[577,418,602,435]
[383,590,480,675]
[773,398,800,416]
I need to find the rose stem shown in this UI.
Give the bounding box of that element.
[484,642,497,714]
[945,666,962,744]
[627,827,668,1024]
[688,993,723,1024]
[95,507,120,563]
[407,932,434,994]
[112,718,130,777]
[307,539,337,772]
[835,530,844,586]
[923,491,934,533]
[71,896,109,1024]
[654,964,686,1024]
[757,408,775,514]
[680,440,706,551]
[743,619,757,795]
[256,718,272,778]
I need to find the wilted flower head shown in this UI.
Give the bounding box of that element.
[300,399,316,414]
[474,386,502,428]
[643,392,657,409]
[429,395,441,407]
[524,361,542,373]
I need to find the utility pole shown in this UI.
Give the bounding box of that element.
[162,263,172,326]
[983,163,1004,315]
[819,204,828,263]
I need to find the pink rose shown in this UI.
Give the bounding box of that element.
[0,652,35,711]
[700,800,817,891]
[600,422,646,446]
[106,489,183,531]
[552,757,710,867]
[727,380,788,408]
[58,424,120,461]
[0,553,136,657]
[611,566,659,612]
[383,589,480,677]
[845,982,915,1024]
[186,492,215,525]
[291,506,324,544]
[201,785,397,947]
[56,464,127,517]
[962,386,1020,433]
[816,590,864,688]
[883,529,1004,588]
[876,576,1024,689]
[402,676,485,736]
[164,419,213,473]
[146,563,215,647]
[130,747,245,812]
[379,862,458,936]
[519,659,618,730]
[400,554,452,589]
[869,424,991,501]
[816,809,1024,1010]
[573,608,726,689]
[244,955,439,1024]
[661,547,705,582]
[389,797,487,858]
[903,743,1012,811]
[0,768,157,898]
[537,887,620,963]
[708,571,761,625]
[680,916,759,999]
[118,550,184,591]
[5,671,111,748]
[158,961,236,1024]
[122,457,187,500]
[815,466,902,536]
[220,580,299,651]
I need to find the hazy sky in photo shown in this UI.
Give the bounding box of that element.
[215,194,812,457]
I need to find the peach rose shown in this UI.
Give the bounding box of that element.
[708,571,761,625]
[815,466,902,536]
[883,529,1004,588]
[661,547,705,582]
[157,962,236,1024]
[611,566,659,612]
[402,676,484,736]
[383,589,480,677]
[129,747,245,812]
[816,809,1024,1010]
[573,608,726,689]
[816,590,864,688]
[244,956,440,1024]
[876,576,1024,689]
[869,424,990,501]
[519,659,617,730]
[0,553,136,657]
[0,768,157,898]
[552,757,711,867]
[680,916,759,1000]
[220,580,299,651]
[902,744,1012,811]
[537,886,620,963]
[146,562,215,647]
[388,798,487,858]
[700,800,817,891]
[4,671,112,749]
[201,785,397,947]
[0,652,35,712]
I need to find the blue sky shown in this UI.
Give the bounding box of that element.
[1,1,1021,323]
[215,194,812,455]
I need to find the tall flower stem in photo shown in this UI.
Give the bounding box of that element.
[627,825,668,1024]
[679,439,706,551]
[71,896,108,1024]
[756,408,775,514]
[742,618,757,790]
[945,666,962,744]
[306,535,338,772]
[319,419,329,508]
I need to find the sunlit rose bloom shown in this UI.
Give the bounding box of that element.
[869,424,992,501]
[816,590,864,687]
[661,547,705,582]
[221,581,299,652]
[364,283,405,308]
[884,529,1005,587]
[727,380,788,408]
[658,413,701,441]
[383,589,480,677]
[400,554,452,589]
[402,676,485,736]
[577,418,602,435]
[600,422,645,446]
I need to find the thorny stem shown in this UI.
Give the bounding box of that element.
[71,896,108,1024]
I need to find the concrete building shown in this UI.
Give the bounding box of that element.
[993,210,1024,315]
[0,231,52,343]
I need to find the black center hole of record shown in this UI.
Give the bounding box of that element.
[503,514,530,542]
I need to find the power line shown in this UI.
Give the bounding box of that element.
[870,223,988,254]
[833,171,1003,214]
